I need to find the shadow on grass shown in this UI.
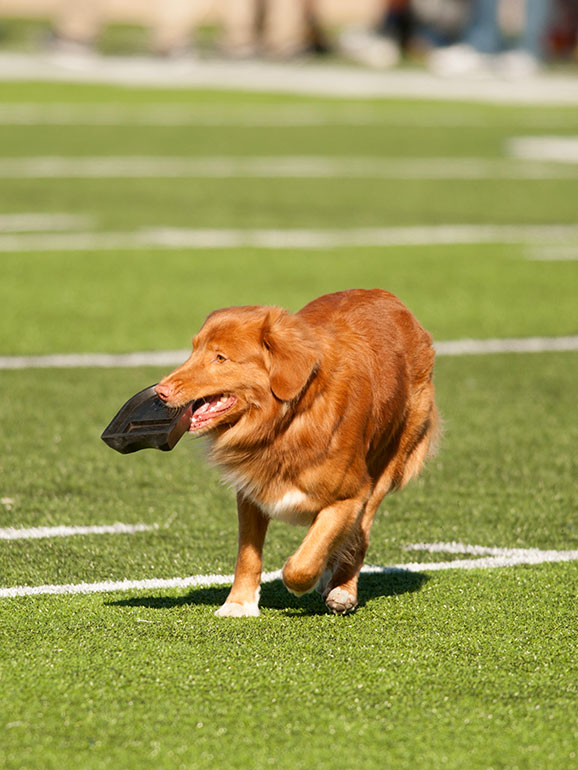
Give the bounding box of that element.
[106,569,427,616]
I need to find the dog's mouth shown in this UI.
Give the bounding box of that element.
[188,393,238,432]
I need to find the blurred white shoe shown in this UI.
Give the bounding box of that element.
[429,44,493,77]
[338,27,400,70]
[496,50,541,78]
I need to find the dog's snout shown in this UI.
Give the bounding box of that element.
[155,382,172,402]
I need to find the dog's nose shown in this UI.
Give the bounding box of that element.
[155,382,172,402]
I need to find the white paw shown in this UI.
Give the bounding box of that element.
[214,601,260,618]
[324,587,358,615]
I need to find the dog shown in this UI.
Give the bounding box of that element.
[155,289,439,616]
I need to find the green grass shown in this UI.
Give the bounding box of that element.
[2,564,576,770]
[0,81,577,770]
[3,177,578,229]
[1,247,577,355]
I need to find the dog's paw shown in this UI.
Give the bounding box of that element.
[214,601,260,618]
[324,587,358,615]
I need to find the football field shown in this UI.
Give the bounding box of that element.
[0,77,577,770]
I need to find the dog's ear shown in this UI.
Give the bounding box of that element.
[262,309,320,402]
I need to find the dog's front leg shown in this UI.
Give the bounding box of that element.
[215,492,269,618]
[282,497,364,599]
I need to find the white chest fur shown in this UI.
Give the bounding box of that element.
[221,467,316,525]
[258,489,312,522]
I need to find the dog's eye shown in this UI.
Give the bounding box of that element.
[215,354,227,363]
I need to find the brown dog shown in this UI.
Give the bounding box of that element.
[155,289,439,616]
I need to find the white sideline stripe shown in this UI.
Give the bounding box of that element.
[1,53,577,106]
[508,136,578,164]
[0,213,94,232]
[0,156,576,180]
[1,223,578,253]
[1,336,577,371]
[0,523,157,541]
[2,544,577,598]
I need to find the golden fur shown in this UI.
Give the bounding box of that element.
[156,289,439,615]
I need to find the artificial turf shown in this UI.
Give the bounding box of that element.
[0,80,577,770]
[1,246,577,355]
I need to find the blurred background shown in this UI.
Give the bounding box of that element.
[0,0,576,72]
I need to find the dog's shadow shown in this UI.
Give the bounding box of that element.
[106,570,427,616]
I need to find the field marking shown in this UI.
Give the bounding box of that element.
[1,335,577,372]
[2,104,577,130]
[1,223,578,254]
[405,541,577,558]
[0,155,576,180]
[526,244,578,261]
[508,136,578,164]
[1,542,577,598]
[0,104,491,127]
[0,350,191,370]
[0,523,157,541]
[0,213,94,232]
[433,336,578,356]
[1,104,577,129]
[1,52,577,106]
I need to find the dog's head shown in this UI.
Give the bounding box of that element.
[155,305,320,436]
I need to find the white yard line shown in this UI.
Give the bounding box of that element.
[0,231,145,252]
[1,543,577,598]
[1,223,578,253]
[1,335,577,372]
[1,104,576,129]
[0,156,576,179]
[0,104,486,127]
[0,523,157,541]
[0,350,191,370]
[405,541,574,558]
[508,136,578,164]
[0,213,94,232]
[434,336,578,356]
[526,244,578,261]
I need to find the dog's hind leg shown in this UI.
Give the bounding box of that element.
[215,492,269,618]
[322,489,385,614]
[324,399,439,614]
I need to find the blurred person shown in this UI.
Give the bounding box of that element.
[337,0,404,69]
[52,0,211,58]
[412,0,470,46]
[219,0,319,59]
[429,0,552,77]
[152,0,210,57]
[547,0,578,60]
[52,0,101,55]
[338,0,469,69]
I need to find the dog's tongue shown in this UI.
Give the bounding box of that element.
[189,394,237,429]
[193,395,228,417]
